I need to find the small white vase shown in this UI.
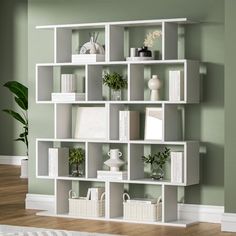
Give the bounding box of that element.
[148,75,162,101]
[104,149,124,171]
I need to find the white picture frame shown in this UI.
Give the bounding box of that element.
[144,107,163,140]
[74,107,107,140]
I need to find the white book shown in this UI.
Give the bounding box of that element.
[51,93,85,102]
[97,170,128,180]
[72,54,105,63]
[48,148,69,177]
[171,151,184,183]
[169,70,184,101]
[119,111,140,141]
[87,187,105,200]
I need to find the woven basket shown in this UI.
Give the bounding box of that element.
[68,190,105,217]
[123,193,162,222]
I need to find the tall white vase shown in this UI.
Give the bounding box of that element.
[148,75,162,101]
[104,149,124,171]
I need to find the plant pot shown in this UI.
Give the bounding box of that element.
[111,89,122,101]
[20,158,28,178]
[151,164,164,180]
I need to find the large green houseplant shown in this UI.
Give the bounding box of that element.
[2,81,28,178]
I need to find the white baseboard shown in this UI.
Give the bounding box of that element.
[179,203,224,223]
[0,155,27,165]
[221,213,236,232]
[25,194,55,212]
[25,194,223,224]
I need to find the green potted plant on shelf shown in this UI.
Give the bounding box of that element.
[102,72,127,101]
[2,81,28,178]
[141,147,170,180]
[69,148,85,177]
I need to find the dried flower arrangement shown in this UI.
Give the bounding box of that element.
[143,30,162,48]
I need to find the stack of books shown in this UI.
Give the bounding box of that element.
[171,151,184,183]
[72,54,105,63]
[119,111,140,141]
[169,70,184,101]
[51,92,85,102]
[97,170,128,180]
[86,187,105,200]
[48,147,69,177]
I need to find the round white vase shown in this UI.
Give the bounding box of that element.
[148,75,162,101]
[104,149,124,171]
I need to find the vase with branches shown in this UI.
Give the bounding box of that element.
[141,147,170,180]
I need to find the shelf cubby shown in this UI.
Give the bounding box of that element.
[36,139,86,179]
[55,179,105,218]
[36,64,86,103]
[87,142,128,179]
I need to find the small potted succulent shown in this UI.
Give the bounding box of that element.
[102,72,127,101]
[69,148,85,177]
[141,147,170,180]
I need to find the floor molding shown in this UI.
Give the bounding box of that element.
[25,194,224,224]
[0,155,27,165]
[221,213,236,232]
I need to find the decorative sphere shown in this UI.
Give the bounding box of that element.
[148,75,161,90]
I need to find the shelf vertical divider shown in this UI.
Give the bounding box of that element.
[54,28,72,63]
[162,185,178,223]
[162,22,178,60]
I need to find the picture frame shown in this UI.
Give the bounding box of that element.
[74,107,107,140]
[144,107,163,140]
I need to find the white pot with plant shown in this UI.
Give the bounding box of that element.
[102,72,127,101]
[2,81,28,178]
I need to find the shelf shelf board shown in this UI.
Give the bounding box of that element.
[36,59,189,67]
[36,18,193,30]
[36,211,197,227]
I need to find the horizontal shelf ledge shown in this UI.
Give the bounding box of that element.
[36,101,189,105]
[36,138,199,145]
[36,211,197,227]
[36,18,192,30]
[36,59,190,67]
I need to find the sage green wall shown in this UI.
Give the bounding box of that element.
[28,0,225,206]
[225,0,236,213]
[0,0,28,156]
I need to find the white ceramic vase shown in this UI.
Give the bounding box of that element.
[148,75,162,101]
[104,149,124,171]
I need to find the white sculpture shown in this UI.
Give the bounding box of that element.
[104,149,124,171]
[148,75,162,101]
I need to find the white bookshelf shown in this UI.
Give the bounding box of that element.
[35,18,200,227]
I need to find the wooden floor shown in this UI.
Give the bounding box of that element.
[0,164,235,236]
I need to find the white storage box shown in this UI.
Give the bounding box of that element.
[123,193,162,222]
[68,190,105,217]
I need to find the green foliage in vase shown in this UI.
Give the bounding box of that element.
[69,147,85,171]
[2,81,28,155]
[141,147,170,169]
[102,72,127,91]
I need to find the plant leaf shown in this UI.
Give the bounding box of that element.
[2,109,26,125]
[14,97,27,110]
[4,81,28,104]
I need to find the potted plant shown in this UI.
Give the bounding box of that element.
[102,72,127,100]
[141,147,170,180]
[2,81,28,178]
[69,148,85,177]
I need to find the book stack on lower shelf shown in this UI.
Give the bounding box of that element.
[97,170,128,180]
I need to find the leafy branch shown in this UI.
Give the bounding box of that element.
[103,72,127,91]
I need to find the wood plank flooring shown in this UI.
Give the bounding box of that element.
[0,164,235,236]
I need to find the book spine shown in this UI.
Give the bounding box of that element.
[119,111,128,141]
[48,148,58,177]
